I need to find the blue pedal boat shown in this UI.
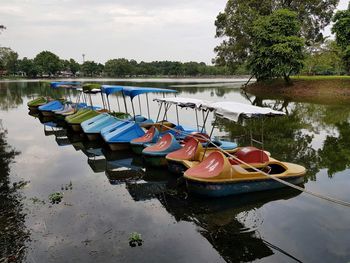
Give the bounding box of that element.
[102,86,177,151]
[142,133,182,167]
[38,100,64,117]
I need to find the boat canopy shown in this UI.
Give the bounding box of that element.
[202,101,285,122]
[153,97,210,109]
[101,85,124,96]
[122,86,177,100]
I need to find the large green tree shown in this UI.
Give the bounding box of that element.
[34,51,61,76]
[214,0,339,71]
[332,5,350,74]
[81,61,103,77]
[0,47,19,75]
[18,57,39,78]
[248,9,304,82]
[104,58,134,77]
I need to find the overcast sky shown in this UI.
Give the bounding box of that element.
[0,0,349,64]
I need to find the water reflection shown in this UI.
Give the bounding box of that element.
[0,123,29,262]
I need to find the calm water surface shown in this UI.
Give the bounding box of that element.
[0,79,350,263]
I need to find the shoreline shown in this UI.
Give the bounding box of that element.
[243,77,350,104]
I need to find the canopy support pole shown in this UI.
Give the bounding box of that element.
[122,93,128,114]
[156,102,162,122]
[201,110,210,133]
[131,98,136,121]
[89,93,93,108]
[195,109,199,132]
[138,96,142,115]
[161,103,170,132]
[202,117,217,161]
[146,93,150,119]
[116,95,121,112]
[107,95,111,112]
[100,92,106,110]
[176,105,179,126]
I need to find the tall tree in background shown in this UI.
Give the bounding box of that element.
[214,0,339,72]
[248,9,304,82]
[34,51,61,76]
[0,47,19,75]
[332,4,350,74]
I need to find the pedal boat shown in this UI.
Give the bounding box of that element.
[130,122,198,155]
[141,97,237,166]
[82,112,131,140]
[164,135,238,172]
[184,148,306,197]
[27,97,51,111]
[101,86,177,151]
[81,85,131,140]
[38,100,64,117]
[142,133,182,166]
[65,84,104,132]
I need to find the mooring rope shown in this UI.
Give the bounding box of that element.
[157,123,350,208]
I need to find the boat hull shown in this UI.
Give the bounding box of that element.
[131,144,145,155]
[86,133,101,141]
[167,160,187,174]
[108,142,130,151]
[186,176,304,197]
[143,155,168,167]
[41,110,55,117]
[71,124,82,132]
[28,105,41,111]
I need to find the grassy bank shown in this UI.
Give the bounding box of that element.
[243,76,350,104]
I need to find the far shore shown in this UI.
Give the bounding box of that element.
[243,76,350,104]
[0,76,253,83]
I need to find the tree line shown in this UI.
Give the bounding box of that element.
[0,49,233,78]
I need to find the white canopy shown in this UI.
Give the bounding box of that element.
[154,97,211,109]
[202,101,285,122]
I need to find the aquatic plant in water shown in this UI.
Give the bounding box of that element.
[129,232,143,247]
[48,192,63,204]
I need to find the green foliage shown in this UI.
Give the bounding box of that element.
[34,51,62,76]
[81,61,103,77]
[302,40,344,75]
[214,0,339,71]
[129,232,143,247]
[19,57,39,77]
[331,6,350,74]
[0,47,19,74]
[248,9,305,82]
[48,192,63,204]
[68,58,80,75]
[104,58,134,77]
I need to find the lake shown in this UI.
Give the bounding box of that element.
[0,79,350,263]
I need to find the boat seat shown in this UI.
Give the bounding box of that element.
[166,137,201,161]
[131,126,159,144]
[185,151,228,179]
[143,133,181,156]
[229,146,269,165]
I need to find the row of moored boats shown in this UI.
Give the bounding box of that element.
[27,81,306,197]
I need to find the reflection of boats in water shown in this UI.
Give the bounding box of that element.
[140,184,303,262]
[165,188,303,262]
[103,148,145,184]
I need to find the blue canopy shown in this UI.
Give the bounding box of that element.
[122,86,177,100]
[101,85,124,96]
[50,81,81,88]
